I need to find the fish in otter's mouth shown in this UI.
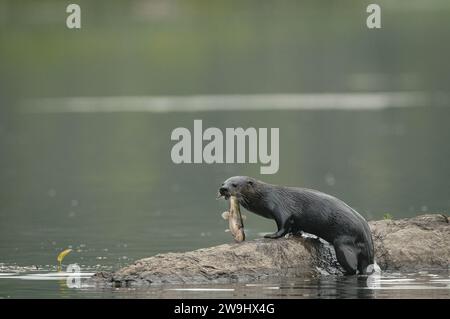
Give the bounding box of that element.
[218,192,246,242]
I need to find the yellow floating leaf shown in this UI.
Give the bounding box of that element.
[57,248,72,264]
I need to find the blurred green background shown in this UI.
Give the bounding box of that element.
[1,0,450,98]
[0,0,449,275]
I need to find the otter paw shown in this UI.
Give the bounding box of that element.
[264,229,288,239]
[221,211,230,220]
[264,232,283,239]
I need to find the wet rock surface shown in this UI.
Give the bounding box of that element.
[370,214,449,271]
[91,214,449,287]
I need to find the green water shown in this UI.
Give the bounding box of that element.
[1,270,449,299]
[0,107,449,298]
[0,0,449,298]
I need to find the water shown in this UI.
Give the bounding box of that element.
[0,0,450,298]
[0,266,448,298]
[0,105,449,298]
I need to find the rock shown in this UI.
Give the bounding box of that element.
[91,214,449,287]
[370,214,449,271]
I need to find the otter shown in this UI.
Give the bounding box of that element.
[218,176,374,275]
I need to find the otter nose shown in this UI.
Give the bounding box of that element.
[219,186,228,194]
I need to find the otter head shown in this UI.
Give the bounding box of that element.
[217,176,259,204]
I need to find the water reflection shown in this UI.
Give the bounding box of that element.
[1,268,448,298]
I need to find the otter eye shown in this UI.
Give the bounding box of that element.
[247,181,253,186]
[232,183,237,188]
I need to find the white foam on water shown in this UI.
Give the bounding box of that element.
[246,283,272,287]
[0,272,95,280]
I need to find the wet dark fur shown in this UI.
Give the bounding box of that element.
[219,176,375,275]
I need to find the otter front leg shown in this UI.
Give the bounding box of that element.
[264,228,289,239]
[264,216,290,239]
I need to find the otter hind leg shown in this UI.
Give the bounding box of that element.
[356,243,371,274]
[333,238,359,275]
[357,258,370,275]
